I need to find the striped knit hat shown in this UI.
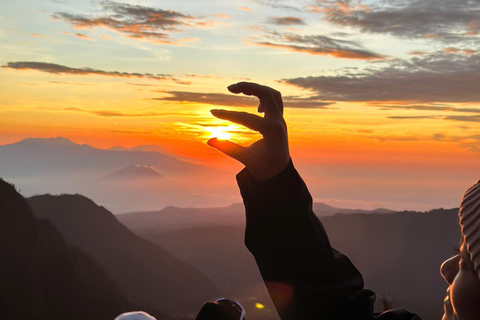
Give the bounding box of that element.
[458,180,480,278]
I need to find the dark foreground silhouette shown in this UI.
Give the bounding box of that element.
[0,179,136,319]
[27,193,216,314]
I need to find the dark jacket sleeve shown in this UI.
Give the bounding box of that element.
[237,161,422,320]
[237,161,376,320]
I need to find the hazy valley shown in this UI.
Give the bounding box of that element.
[0,137,462,320]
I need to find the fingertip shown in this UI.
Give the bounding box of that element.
[227,83,241,93]
[210,109,227,117]
[207,137,218,147]
[257,103,265,113]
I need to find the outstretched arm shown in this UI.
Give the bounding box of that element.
[208,82,374,320]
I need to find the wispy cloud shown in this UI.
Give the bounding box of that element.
[39,106,178,118]
[52,1,217,45]
[106,129,157,135]
[390,115,480,124]
[2,61,184,83]
[155,91,334,109]
[61,31,96,41]
[380,104,480,114]
[268,17,306,25]
[49,81,96,86]
[387,116,439,120]
[445,115,480,122]
[319,0,480,43]
[212,13,232,19]
[283,52,480,102]
[254,0,303,12]
[443,47,477,55]
[247,31,386,60]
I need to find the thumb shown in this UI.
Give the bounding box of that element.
[207,138,247,164]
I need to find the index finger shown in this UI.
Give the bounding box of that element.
[228,82,283,119]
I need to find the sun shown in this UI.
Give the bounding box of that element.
[207,126,232,140]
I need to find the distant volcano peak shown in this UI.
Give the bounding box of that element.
[16,137,77,146]
[100,164,163,181]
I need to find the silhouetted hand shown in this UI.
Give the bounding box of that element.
[208,82,290,181]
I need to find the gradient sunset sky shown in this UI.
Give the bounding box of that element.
[2,0,480,210]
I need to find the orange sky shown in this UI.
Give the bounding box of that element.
[2,0,480,210]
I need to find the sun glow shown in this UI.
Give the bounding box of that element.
[207,126,232,140]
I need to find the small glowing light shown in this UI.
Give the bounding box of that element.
[208,126,232,140]
[255,303,265,309]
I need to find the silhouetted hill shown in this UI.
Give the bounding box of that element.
[118,203,246,233]
[0,178,169,319]
[27,194,217,314]
[313,202,396,216]
[118,203,395,233]
[322,209,460,320]
[127,208,460,320]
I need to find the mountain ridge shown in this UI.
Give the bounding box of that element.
[0,136,234,212]
[27,193,217,314]
[117,202,399,233]
[0,178,172,319]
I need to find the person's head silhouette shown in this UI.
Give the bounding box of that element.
[440,181,480,320]
[196,298,245,320]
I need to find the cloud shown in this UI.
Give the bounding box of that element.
[239,6,253,11]
[387,116,439,120]
[380,105,480,123]
[268,17,306,25]
[379,104,480,114]
[2,61,183,82]
[445,115,480,122]
[443,47,477,55]
[106,129,156,135]
[61,31,96,41]
[125,82,157,87]
[212,13,232,19]
[320,0,480,43]
[408,50,429,56]
[49,81,96,86]
[39,106,177,118]
[100,34,114,40]
[283,52,480,102]
[155,91,334,109]
[254,0,303,11]
[52,1,216,45]
[248,31,386,60]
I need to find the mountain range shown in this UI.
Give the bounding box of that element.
[99,164,164,181]
[120,206,460,320]
[0,178,173,319]
[118,202,396,234]
[0,137,236,212]
[0,137,213,178]
[27,193,217,315]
